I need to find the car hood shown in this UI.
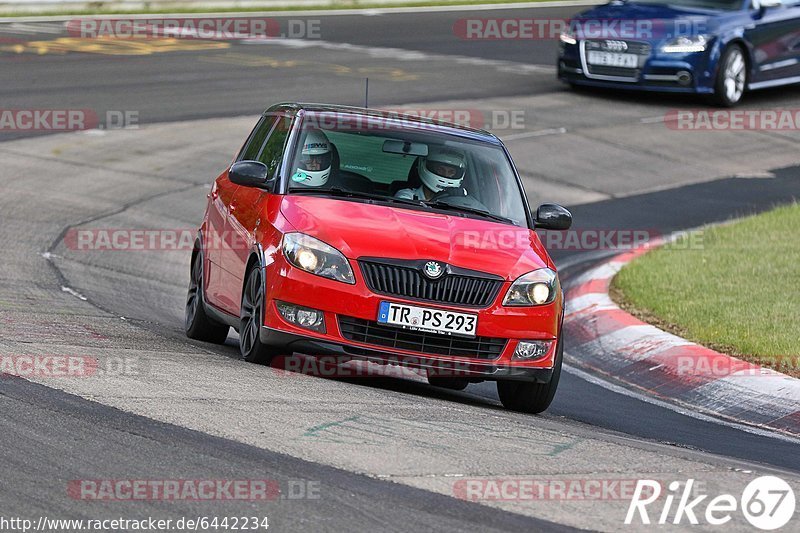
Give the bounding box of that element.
[572,3,728,42]
[279,195,551,281]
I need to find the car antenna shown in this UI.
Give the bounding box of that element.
[364,78,369,108]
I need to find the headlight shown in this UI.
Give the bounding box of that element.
[282,233,355,284]
[559,30,577,46]
[662,35,708,54]
[503,268,559,306]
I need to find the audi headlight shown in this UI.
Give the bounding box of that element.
[559,29,577,46]
[282,233,355,284]
[662,35,708,54]
[503,268,559,306]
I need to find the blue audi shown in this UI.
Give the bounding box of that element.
[558,0,800,106]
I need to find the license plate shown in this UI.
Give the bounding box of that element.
[587,51,638,68]
[377,301,477,338]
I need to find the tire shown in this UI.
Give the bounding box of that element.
[497,337,563,414]
[239,264,280,364]
[185,251,230,344]
[428,377,470,391]
[711,45,747,107]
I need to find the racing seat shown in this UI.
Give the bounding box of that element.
[389,157,421,196]
[329,144,374,194]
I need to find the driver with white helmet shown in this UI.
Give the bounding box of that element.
[395,146,467,201]
[291,129,333,187]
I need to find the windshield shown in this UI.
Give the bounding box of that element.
[286,112,529,227]
[624,0,744,10]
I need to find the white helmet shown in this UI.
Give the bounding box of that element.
[291,130,332,187]
[418,146,466,193]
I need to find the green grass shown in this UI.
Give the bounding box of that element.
[611,203,800,375]
[0,0,566,18]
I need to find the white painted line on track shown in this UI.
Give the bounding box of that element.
[61,285,88,301]
[503,127,567,141]
[734,171,776,179]
[0,21,64,34]
[563,363,800,445]
[241,37,557,75]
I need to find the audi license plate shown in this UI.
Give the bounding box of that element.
[377,301,477,338]
[587,51,638,68]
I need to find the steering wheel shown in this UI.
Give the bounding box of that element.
[428,187,490,212]
[429,186,468,202]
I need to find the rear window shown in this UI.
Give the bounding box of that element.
[326,130,415,184]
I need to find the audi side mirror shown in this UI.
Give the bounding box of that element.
[534,203,572,230]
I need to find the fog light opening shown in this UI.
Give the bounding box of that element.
[276,301,326,333]
[676,71,692,86]
[513,340,554,361]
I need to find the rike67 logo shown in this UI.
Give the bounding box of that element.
[626,476,796,530]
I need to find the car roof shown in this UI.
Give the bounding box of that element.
[264,102,502,144]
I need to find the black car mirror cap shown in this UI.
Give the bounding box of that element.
[229,161,269,188]
[533,203,573,230]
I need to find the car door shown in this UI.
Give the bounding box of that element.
[227,113,293,296]
[207,115,276,314]
[747,0,800,85]
[204,172,239,312]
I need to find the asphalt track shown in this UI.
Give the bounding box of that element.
[1,3,800,531]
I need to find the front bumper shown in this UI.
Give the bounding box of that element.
[558,39,716,94]
[259,326,555,383]
[259,254,562,380]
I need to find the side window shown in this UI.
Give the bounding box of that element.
[240,116,277,162]
[256,115,292,178]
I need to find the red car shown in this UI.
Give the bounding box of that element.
[185,103,572,413]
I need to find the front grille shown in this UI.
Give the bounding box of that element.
[583,40,651,81]
[585,40,651,55]
[359,259,503,308]
[339,316,507,360]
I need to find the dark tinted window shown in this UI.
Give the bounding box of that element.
[257,116,291,178]
[241,116,277,161]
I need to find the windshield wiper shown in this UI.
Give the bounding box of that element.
[289,187,427,207]
[423,200,513,224]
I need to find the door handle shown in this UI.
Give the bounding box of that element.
[229,205,236,213]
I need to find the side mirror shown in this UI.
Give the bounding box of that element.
[534,203,572,230]
[759,0,781,10]
[229,161,270,188]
